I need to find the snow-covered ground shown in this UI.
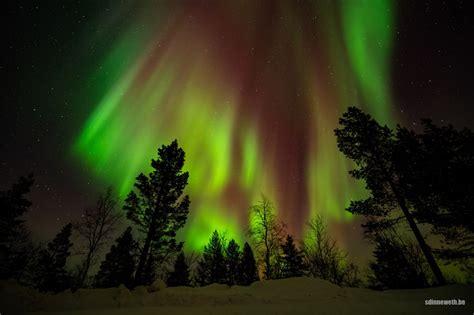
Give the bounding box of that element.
[1,278,472,315]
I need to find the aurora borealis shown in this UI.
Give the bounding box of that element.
[3,1,473,256]
[72,1,395,249]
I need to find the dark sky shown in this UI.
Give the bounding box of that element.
[1,1,473,257]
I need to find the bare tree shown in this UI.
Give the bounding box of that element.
[73,187,122,287]
[367,230,430,289]
[247,194,285,279]
[302,215,360,286]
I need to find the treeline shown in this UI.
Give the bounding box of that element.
[0,108,472,293]
[0,140,194,292]
[0,174,354,291]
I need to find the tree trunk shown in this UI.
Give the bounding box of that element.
[389,182,446,286]
[79,251,93,287]
[265,249,271,279]
[134,227,154,286]
[264,224,271,279]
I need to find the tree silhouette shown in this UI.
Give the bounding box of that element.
[369,232,429,289]
[280,235,304,278]
[33,223,73,293]
[395,120,474,261]
[302,216,361,287]
[124,140,190,286]
[95,226,137,289]
[335,107,446,285]
[73,187,122,288]
[0,174,34,279]
[248,194,285,279]
[238,242,259,285]
[167,251,190,287]
[196,230,226,286]
[225,239,241,285]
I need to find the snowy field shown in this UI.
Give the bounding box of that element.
[1,277,472,315]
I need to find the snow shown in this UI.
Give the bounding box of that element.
[148,279,166,292]
[1,278,472,315]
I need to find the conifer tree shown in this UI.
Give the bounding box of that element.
[167,251,190,287]
[335,107,445,285]
[124,140,190,285]
[280,234,304,278]
[34,223,73,293]
[0,174,34,279]
[95,227,137,288]
[238,242,259,285]
[225,239,241,285]
[395,121,474,261]
[196,230,226,286]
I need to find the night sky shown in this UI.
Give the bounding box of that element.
[2,1,473,258]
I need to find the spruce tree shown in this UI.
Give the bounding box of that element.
[196,230,226,286]
[167,252,190,287]
[280,234,304,278]
[225,239,241,285]
[34,223,73,293]
[238,242,259,285]
[95,227,137,288]
[124,140,190,286]
[0,174,34,279]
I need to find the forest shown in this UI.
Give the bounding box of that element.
[1,107,473,294]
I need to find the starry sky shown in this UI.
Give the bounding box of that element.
[2,1,473,258]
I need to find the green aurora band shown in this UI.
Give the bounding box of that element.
[73,0,396,251]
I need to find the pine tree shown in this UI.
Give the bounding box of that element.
[238,242,259,285]
[196,230,226,286]
[225,239,241,285]
[335,107,446,285]
[167,252,190,287]
[395,121,474,261]
[0,174,34,279]
[95,227,137,288]
[34,223,73,293]
[280,235,304,278]
[124,140,190,286]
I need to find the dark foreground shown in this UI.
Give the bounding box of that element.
[1,278,472,315]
